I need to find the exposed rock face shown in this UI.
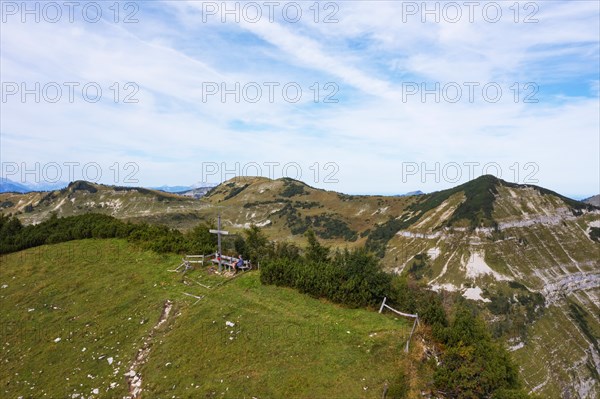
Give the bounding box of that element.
[385,180,600,398]
[583,194,600,207]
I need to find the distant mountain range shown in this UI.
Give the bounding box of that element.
[0,178,68,193]
[395,190,425,196]
[150,183,216,199]
[2,177,595,203]
[0,178,217,197]
[150,185,194,193]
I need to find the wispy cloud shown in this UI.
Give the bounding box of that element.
[1,0,598,197]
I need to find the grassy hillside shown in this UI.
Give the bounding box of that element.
[0,239,411,398]
[202,176,416,247]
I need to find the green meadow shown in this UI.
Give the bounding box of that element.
[1,239,410,398]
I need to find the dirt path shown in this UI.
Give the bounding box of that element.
[125,300,173,399]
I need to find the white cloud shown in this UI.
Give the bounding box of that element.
[1,0,598,197]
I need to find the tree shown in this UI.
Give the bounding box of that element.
[304,229,329,262]
[185,222,217,254]
[244,224,269,264]
[234,235,247,258]
[270,240,300,260]
[434,306,522,398]
[0,214,22,237]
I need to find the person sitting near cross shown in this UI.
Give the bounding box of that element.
[231,254,244,273]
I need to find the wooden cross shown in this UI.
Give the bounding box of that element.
[209,213,229,272]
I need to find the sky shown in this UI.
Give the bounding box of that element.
[1,0,599,198]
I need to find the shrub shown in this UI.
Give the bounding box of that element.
[305,229,329,262]
[365,216,416,258]
[261,246,391,308]
[0,213,217,256]
[224,184,249,200]
[433,306,523,398]
[268,241,301,261]
[244,225,270,264]
[280,180,306,197]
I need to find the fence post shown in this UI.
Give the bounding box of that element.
[379,297,387,314]
[405,316,419,352]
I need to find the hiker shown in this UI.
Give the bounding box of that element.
[232,254,244,272]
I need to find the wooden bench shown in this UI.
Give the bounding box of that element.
[170,254,252,274]
[210,255,252,272]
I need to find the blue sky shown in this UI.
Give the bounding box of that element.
[1,0,599,197]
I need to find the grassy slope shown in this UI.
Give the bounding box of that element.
[0,240,409,399]
[0,239,180,398]
[211,177,418,251]
[144,273,409,398]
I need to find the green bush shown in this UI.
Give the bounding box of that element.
[186,222,218,254]
[365,216,416,258]
[244,225,270,264]
[268,240,301,261]
[275,204,357,240]
[0,213,217,256]
[433,306,524,398]
[224,184,249,200]
[280,180,306,197]
[407,253,431,280]
[261,246,391,308]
